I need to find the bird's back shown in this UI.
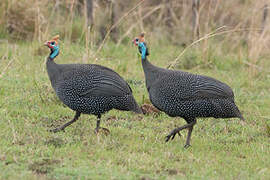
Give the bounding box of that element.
[50,63,141,115]
[147,68,241,119]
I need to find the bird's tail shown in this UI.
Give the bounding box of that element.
[235,106,245,121]
[130,96,143,114]
[113,95,142,114]
[132,103,143,114]
[239,113,245,121]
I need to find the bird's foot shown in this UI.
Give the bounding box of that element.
[240,120,246,126]
[184,144,191,149]
[165,130,182,142]
[95,127,110,136]
[50,127,65,133]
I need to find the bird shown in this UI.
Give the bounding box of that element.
[133,33,244,148]
[44,35,142,134]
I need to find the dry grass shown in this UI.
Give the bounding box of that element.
[0,1,270,179]
[0,1,268,115]
[0,40,269,179]
[5,0,48,40]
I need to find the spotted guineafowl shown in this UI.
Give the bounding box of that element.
[44,35,142,133]
[133,33,244,147]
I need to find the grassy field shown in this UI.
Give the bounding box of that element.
[0,40,270,179]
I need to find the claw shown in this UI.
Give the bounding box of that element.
[50,127,64,133]
[94,128,99,134]
[184,144,191,148]
[165,134,174,142]
[165,130,182,142]
[95,127,110,136]
[171,133,176,140]
[172,131,182,140]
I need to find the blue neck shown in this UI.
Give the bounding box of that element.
[50,46,59,59]
[139,42,147,60]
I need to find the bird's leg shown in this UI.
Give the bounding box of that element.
[165,119,197,147]
[184,125,194,148]
[94,114,110,135]
[165,123,193,142]
[95,117,101,133]
[50,111,81,133]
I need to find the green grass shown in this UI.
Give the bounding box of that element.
[0,41,270,179]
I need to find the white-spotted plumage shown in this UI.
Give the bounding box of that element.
[137,42,244,147]
[46,54,141,133]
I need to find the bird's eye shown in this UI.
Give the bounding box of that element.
[135,38,139,42]
[51,42,55,45]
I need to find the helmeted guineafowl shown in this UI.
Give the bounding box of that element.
[133,33,244,148]
[44,35,142,133]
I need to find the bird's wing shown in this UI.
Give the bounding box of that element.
[194,75,234,99]
[79,75,130,97]
[60,64,132,97]
[154,72,234,100]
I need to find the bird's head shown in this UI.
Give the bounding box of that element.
[133,33,149,60]
[44,35,60,60]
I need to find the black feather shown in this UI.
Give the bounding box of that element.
[137,42,244,146]
[46,59,142,116]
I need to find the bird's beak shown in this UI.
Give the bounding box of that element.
[133,38,138,46]
[44,41,49,46]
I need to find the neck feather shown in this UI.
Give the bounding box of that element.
[141,57,162,89]
[141,57,157,72]
[46,56,61,89]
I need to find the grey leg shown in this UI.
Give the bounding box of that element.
[95,114,110,135]
[184,125,194,148]
[165,118,196,148]
[95,114,101,133]
[50,111,81,133]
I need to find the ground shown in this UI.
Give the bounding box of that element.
[0,41,269,179]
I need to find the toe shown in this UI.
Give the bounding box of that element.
[94,128,99,134]
[165,136,170,142]
[101,127,110,136]
[50,128,59,133]
[171,133,176,140]
[95,127,110,136]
